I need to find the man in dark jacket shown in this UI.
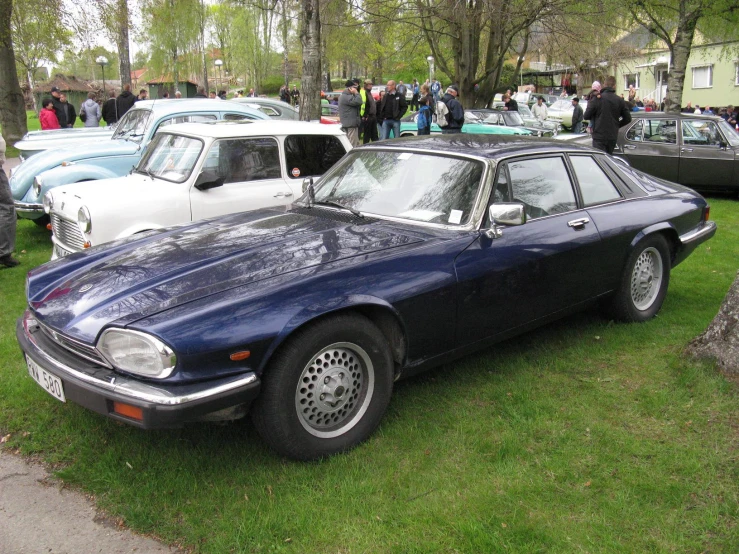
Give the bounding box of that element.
[360,79,378,143]
[583,75,632,154]
[59,93,77,127]
[338,80,363,146]
[50,86,68,128]
[379,80,408,139]
[440,85,464,134]
[194,86,207,98]
[571,97,584,134]
[115,84,137,118]
[102,90,118,125]
[503,93,518,112]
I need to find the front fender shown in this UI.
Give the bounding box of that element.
[114,223,166,241]
[25,164,125,204]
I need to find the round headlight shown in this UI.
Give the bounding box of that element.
[78,206,92,233]
[43,192,54,214]
[97,329,177,379]
[33,176,43,196]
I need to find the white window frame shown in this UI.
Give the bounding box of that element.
[624,73,640,90]
[691,65,713,89]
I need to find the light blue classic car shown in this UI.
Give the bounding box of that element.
[11,99,268,222]
[14,126,118,161]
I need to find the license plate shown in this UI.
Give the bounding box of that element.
[26,355,66,402]
[54,243,72,258]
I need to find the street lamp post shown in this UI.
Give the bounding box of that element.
[96,56,109,97]
[214,59,223,95]
[426,55,434,83]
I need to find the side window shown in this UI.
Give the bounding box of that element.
[570,155,622,206]
[643,119,676,144]
[508,157,577,219]
[207,138,281,184]
[284,135,347,178]
[156,113,216,132]
[257,107,280,117]
[626,120,643,141]
[224,113,252,121]
[492,165,511,203]
[682,120,722,146]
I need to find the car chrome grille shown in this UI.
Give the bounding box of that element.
[51,213,85,250]
[37,320,110,368]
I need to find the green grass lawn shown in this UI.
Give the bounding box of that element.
[1,201,738,553]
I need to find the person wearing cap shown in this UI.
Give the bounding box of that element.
[583,75,631,154]
[440,85,464,134]
[339,80,363,146]
[0,134,19,268]
[571,97,584,134]
[360,79,378,143]
[378,80,408,140]
[49,86,68,128]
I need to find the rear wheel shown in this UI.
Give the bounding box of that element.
[607,234,671,322]
[252,313,394,460]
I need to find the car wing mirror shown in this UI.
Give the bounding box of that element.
[194,171,225,191]
[483,203,526,239]
[718,139,728,150]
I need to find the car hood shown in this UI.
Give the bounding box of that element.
[27,208,436,343]
[10,140,141,198]
[50,174,150,213]
[16,127,114,150]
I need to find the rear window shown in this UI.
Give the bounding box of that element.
[284,135,347,179]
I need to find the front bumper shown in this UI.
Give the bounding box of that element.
[14,201,44,218]
[16,312,261,429]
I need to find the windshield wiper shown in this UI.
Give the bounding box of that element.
[313,200,363,218]
[135,166,155,180]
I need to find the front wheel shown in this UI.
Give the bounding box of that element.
[607,234,671,322]
[252,313,394,460]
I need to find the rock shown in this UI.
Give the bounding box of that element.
[685,270,739,374]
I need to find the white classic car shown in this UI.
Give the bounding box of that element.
[45,120,352,259]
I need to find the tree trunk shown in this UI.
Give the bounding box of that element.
[117,0,131,88]
[0,0,27,144]
[665,16,697,114]
[685,271,739,375]
[299,0,321,121]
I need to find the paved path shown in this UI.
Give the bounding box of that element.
[0,450,179,554]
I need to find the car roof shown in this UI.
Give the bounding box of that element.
[127,98,265,118]
[156,119,347,139]
[227,98,297,110]
[358,134,600,159]
[630,112,724,122]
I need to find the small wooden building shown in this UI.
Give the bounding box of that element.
[145,77,199,99]
[34,74,97,112]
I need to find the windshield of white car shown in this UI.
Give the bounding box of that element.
[112,109,151,142]
[304,150,484,226]
[502,112,524,126]
[135,133,203,183]
[717,120,739,147]
[549,100,572,111]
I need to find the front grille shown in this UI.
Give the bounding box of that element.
[37,320,110,368]
[51,213,85,250]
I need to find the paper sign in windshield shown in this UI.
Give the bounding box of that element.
[448,210,463,224]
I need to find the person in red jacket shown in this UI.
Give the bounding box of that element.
[39,98,61,130]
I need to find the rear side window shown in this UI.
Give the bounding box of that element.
[507,156,577,219]
[224,113,254,121]
[569,155,622,206]
[156,113,217,132]
[284,135,347,179]
[626,120,643,141]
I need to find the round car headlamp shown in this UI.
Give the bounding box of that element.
[43,192,54,214]
[33,176,43,196]
[78,206,92,233]
[97,329,177,379]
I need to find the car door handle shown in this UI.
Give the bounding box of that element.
[681,147,693,153]
[273,191,293,198]
[623,144,636,150]
[567,217,590,228]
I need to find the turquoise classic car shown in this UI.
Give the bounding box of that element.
[11,99,268,223]
[398,111,533,137]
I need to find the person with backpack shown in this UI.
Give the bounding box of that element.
[438,85,464,134]
[80,92,102,127]
[416,88,432,135]
[378,80,408,140]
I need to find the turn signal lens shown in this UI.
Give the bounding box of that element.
[704,206,710,222]
[113,402,143,421]
[83,242,91,248]
[230,350,251,361]
[46,223,52,230]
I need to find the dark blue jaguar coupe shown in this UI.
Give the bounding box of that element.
[17,136,716,460]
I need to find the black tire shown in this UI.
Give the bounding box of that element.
[607,234,671,322]
[252,313,394,460]
[33,214,50,228]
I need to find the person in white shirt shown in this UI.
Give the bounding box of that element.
[531,96,548,122]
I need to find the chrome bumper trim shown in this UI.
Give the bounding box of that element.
[679,221,716,245]
[14,201,44,214]
[20,312,257,406]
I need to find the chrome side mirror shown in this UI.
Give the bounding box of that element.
[484,203,526,239]
[302,177,311,193]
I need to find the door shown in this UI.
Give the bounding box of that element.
[678,119,735,188]
[621,118,680,182]
[190,137,293,220]
[455,155,603,346]
[657,68,668,103]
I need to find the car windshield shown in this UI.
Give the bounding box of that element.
[550,100,572,111]
[717,120,739,146]
[502,112,524,126]
[518,105,533,117]
[305,150,485,226]
[112,109,151,143]
[135,133,203,183]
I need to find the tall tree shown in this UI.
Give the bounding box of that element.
[628,0,739,113]
[299,0,321,120]
[0,0,28,143]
